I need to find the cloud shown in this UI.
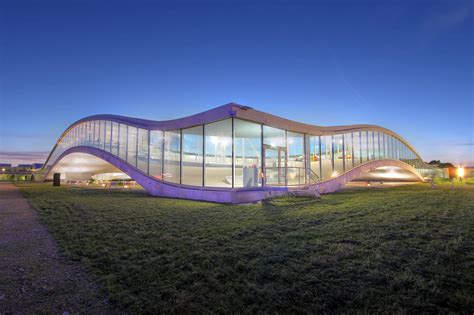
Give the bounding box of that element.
[0,151,49,166]
[419,1,473,44]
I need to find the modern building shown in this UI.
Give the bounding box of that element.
[38,103,438,203]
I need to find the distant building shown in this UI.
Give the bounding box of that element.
[0,163,44,181]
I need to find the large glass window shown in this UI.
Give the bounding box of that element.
[163,130,181,183]
[127,127,138,167]
[119,124,127,160]
[149,130,163,179]
[94,120,100,148]
[137,128,149,173]
[182,126,203,186]
[321,135,332,180]
[360,131,368,163]
[234,119,261,187]
[344,133,353,171]
[105,121,111,152]
[373,131,378,160]
[99,120,105,149]
[287,132,305,185]
[111,122,119,156]
[205,119,232,187]
[309,136,321,180]
[263,126,286,148]
[379,133,385,159]
[353,132,361,166]
[333,134,344,175]
[368,131,374,160]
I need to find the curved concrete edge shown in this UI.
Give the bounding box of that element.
[311,159,424,194]
[40,148,424,203]
[42,147,291,204]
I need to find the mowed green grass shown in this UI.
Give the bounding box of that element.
[18,183,474,313]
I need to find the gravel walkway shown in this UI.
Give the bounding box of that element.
[0,183,108,314]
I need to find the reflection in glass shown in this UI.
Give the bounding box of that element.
[119,124,127,161]
[182,126,203,186]
[111,122,119,156]
[105,121,111,152]
[137,128,149,173]
[333,134,344,175]
[344,133,353,171]
[205,119,232,187]
[149,130,163,179]
[287,132,305,185]
[263,126,286,148]
[309,136,321,179]
[127,127,137,167]
[234,119,261,187]
[321,135,332,180]
[163,130,181,183]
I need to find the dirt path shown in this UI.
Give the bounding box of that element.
[0,183,108,314]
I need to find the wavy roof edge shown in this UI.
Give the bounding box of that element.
[51,102,423,162]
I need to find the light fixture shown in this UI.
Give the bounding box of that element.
[457,166,465,178]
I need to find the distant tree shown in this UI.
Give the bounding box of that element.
[429,160,441,165]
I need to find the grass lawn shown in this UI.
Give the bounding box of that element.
[18,183,474,313]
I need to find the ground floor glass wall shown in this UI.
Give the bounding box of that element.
[45,117,430,188]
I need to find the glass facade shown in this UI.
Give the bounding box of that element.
[204,119,232,187]
[137,128,149,173]
[320,135,332,180]
[182,126,203,186]
[44,117,428,188]
[149,130,163,179]
[309,136,321,179]
[344,133,353,171]
[127,127,137,167]
[163,130,180,184]
[333,134,344,175]
[234,119,261,187]
[287,132,305,185]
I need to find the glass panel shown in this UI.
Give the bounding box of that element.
[320,135,332,180]
[374,131,380,160]
[137,128,149,173]
[234,119,261,188]
[287,132,305,185]
[111,122,119,156]
[119,124,127,160]
[99,120,105,149]
[309,136,321,180]
[333,134,344,175]
[344,133,353,171]
[360,131,368,163]
[379,133,385,159]
[94,121,100,148]
[367,131,374,160]
[353,132,361,166]
[204,119,232,187]
[149,130,163,179]
[182,126,203,186]
[127,127,138,167]
[263,125,286,148]
[264,147,286,186]
[105,121,111,152]
[163,130,181,183]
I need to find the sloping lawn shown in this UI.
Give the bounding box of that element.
[18,183,474,313]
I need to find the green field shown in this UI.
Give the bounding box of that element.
[18,183,474,313]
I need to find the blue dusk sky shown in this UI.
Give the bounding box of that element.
[1,0,473,166]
